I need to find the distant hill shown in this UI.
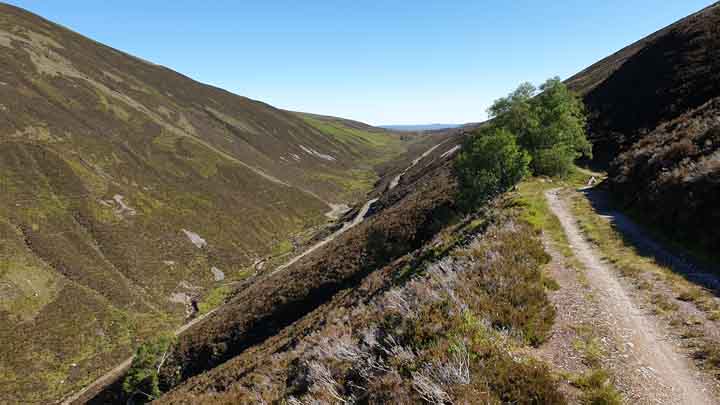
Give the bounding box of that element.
[381,123,462,132]
[0,3,417,403]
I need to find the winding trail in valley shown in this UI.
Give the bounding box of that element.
[269,197,379,275]
[60,139,452,405]
[545,188,717,405]
[273,138,454,276]
[389,139,449,190]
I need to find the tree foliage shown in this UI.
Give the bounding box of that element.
[489,78,591,177]
[123,334,175,404]
[455,127,531,209]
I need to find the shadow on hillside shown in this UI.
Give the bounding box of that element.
[580,184,720,295]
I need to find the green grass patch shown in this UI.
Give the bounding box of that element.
[271,239,293,256]
[513,166,593,258]
[572,369,622,405]
[310,169,378,200]
[301,115,401,150]
[198,285,231,315]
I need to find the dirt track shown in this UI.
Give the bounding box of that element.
[270,197,379,275]
[546,188,717,404]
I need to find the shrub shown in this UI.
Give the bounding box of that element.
[455,127,531,209]
[123,334,175,403]
[488,78,592,176]
[283,219,562,405]
[573,369,622,405]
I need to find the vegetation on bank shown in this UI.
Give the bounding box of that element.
[281,216,562,404]
[609,98,720,257]
[566,186,720,380]
[122,334,175,404]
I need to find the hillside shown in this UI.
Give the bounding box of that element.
[567,2,720,163]
[0,4,416,403]
[566,2,720,253]
[154,154,564,404]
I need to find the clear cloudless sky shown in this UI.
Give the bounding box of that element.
[4,0,717,125]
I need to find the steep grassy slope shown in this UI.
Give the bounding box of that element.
[565,2,720,254]
[0,4,411,403]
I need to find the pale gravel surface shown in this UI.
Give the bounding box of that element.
[270,197,378,275]
[546,188,718,405]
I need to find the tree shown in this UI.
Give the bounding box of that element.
[123,334,174,404]
[455,127,531,209]
[488,78,591,177]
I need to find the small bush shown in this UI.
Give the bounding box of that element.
[573,369,622,405]
[694,341,720,370]
[677,288,702,302]
[651,293,679,313]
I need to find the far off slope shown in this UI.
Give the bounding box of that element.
[0,3,411,404]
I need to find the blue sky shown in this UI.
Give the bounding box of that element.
[5,1,716,125]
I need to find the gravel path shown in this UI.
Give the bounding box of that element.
[546,188,717,404]
[389,139,449,190]
[270,197,378,275]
